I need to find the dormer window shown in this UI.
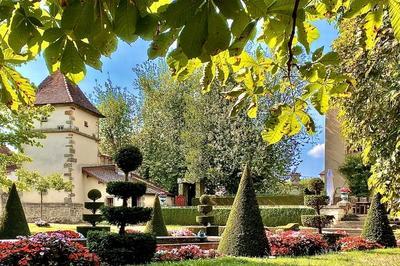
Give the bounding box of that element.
[40,116,48,122]
[84,121,88,127]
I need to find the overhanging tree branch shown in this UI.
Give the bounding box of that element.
[287,0,301,84]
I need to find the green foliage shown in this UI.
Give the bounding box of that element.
[161,206,315,226]
[82,214,104,227]
[106,181,146,200]
[306,178,325,195]
[302,179,331,233]
[198,205,213,215]
[192,195,305,206]
[87,230,156,265]
[339,154,370,197]
[84,202,104,213]
[218,165,269,257]
[114,145,143,178]
[362,193,396,247]
[0,0,399,149]
[304,195,330,211]
[87,189,102,202]
[92,80,138,157]
[76,226,110,238]
[0,183,30,239]
[334,18,400,211]
[199,194,214,205]
[144,195,168,236]
[101,206,152,228]
[133,62,304,194]
[301,215,334,230]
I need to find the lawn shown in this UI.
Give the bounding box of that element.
[28,223,183,234]
[150,248,400,266]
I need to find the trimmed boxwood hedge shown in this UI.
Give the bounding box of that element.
[192,195,304,206]
[161,206,315,226]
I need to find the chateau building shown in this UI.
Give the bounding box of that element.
[3,71,173,223]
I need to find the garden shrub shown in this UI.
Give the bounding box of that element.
[144,195,168,236]
[0,233,99,265]
[77,189,109,237]
[362,193,396,247]
[337,236,383,251]
[113,145,143,178]
[154,245,218,262]
[196,194,215,226]
[90,146,156,265]
[267,230,329,256]
[161,206,315,226]
[0,183,30,239]
[301,179,332,233]
[192,195,305,206]
[339,154,370,197]
[87,231,156,265]
[218,165,269,257]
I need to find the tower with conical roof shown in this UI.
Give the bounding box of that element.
[21,71,104,220]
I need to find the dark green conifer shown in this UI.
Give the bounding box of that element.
[362,193,396,247]
[144,195,168,236]
[218,165,269,257]
[0,183,30,239]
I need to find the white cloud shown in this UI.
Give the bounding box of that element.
[308,143,325,158]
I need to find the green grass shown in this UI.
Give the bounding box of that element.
[28,223,183,234]
[150,248,400,266]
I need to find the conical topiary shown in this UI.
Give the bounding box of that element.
[361,193,396,247]
[144,195,168,236]
[218,164,269,257]
[0,183,30,239]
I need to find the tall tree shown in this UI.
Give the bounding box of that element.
[92,80,138,157]
[134,62,305,194]
[334,18,400,211]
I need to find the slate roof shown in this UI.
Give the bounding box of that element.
[82,165,173,196]
[35,70,104,117]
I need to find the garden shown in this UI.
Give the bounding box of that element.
[1,0,400,266]
[0,146,399,265]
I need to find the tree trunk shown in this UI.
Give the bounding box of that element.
[40,192,43,220]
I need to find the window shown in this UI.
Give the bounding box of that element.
[84,121,88,127]
[106,197,114,206]
[57,125,64,130]
[40,116,48,122]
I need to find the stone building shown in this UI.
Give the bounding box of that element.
[2,71,174,223]
[322,109,347,196]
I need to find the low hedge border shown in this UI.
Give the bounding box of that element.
[162,206,315,226]
[192,195,304,206]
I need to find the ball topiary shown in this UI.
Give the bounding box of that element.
[304,195,330,211]
[218,165,269,257]
[0,183,30,239]
[144,195,168,236]
[199,194,215,205]
[361,193,396,247]
[87,189,102,202]
[114,145,143,180]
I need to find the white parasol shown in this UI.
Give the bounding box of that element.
[326,169,335,205]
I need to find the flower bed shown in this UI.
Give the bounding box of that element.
[169,229,196,237]
[0,233,99,266]
[266,230,329,256]
[154,245,218,261]
[337,236,383,251]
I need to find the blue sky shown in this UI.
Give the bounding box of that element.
[18,21,338,178]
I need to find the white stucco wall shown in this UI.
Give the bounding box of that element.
[325,109,347,193]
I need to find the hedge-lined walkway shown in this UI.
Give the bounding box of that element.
[150,248,400,266]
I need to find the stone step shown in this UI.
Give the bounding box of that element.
[323,228,362,236]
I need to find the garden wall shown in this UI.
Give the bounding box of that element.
[162,206,315,226]
[191,195,304,206]
[0,195,83,223]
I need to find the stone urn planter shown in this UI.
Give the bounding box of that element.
[339,187,351,202]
